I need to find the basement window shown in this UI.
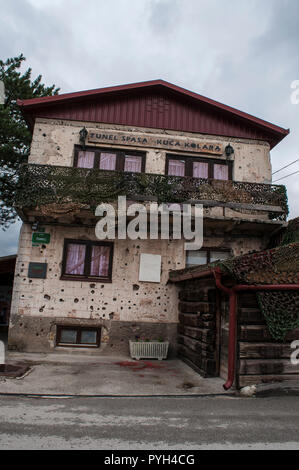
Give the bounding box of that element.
[56,326,101,348]
[186,248,231,267]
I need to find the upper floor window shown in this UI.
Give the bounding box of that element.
[61,239,113,282]
[74,146,145,173]
[186,248,231,267]
[166,154,232,181]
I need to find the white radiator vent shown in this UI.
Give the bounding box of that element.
[129,341,169,360]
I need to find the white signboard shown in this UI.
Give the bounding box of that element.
[139,253,161,283]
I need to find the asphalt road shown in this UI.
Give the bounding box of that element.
[0,395,299,450]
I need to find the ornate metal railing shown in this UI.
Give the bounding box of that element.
[15,163,288,220]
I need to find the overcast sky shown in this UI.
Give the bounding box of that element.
[1,0,299,256]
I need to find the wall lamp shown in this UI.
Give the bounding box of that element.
[225,143,234,158]
[79,127,88,148]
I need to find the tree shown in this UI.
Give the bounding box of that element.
[0,54,59,228]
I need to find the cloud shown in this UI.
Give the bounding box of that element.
[0,221,21,257]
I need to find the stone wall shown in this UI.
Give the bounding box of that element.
[9,222,266,353]
[29,118,272,183]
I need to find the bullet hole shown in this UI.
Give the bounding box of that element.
[113,298,117,301]
[90,284,96,288]
[42,244,46,249]
[44,294,51,300]
[61,289,64,292]
[22,264,24,267]
[101,285,105,288]
[74,298,79,303]
[39,306,45,312]
[157,296,160,300]
[133,284,140,291]
[19,323,23,327]
[29,280,32,283]
[91,299,94,302]
[91,290,95,294]
[136,245,140,249]
[109,313,114,319]
[59,299,64,302]
[102,307,106,310]
[36,333,39,336]
[42,133,46,137]
[90,306,94,311]
[57,146,60,150]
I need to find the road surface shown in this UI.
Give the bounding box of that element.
[0,395,298,449]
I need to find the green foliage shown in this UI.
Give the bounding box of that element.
[0,54,59,228]
[257,291,299,341]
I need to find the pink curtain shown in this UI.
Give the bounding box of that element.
[168,159,185,176]
[77,151,95,168]
[124,155,142,173]
[193,161,209,178]
[99,153,117,170]
[65,244,86,275]
[90,245,110,277]
[214,164,229,180]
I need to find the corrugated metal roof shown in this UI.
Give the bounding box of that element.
[18,79,289,149]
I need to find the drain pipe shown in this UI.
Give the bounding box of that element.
[213,268,237,391]
[213,267,299,391]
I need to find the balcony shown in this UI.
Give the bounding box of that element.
[15,163,288,226]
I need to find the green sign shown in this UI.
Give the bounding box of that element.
[32,232,51,244]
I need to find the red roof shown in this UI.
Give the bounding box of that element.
[18,79,289,149]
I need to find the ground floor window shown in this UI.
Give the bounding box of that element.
[61,239,113,282]
[186,248,231,267]
[56,325,101,348]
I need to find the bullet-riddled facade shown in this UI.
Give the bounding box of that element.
[9,80,289,355]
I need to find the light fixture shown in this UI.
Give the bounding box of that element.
[32,221,39,231]
[79,127,88,148]
[225,144,234,157]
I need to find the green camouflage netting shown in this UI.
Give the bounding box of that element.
[219,241,299,341]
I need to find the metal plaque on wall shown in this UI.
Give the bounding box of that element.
[28,262,48,279]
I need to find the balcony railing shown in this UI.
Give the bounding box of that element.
[15,163,288,220]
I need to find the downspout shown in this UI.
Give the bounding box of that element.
[213,268,237,391]
[213,267,299,391]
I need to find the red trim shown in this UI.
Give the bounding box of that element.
[17,79,289,143]
[213,267,299,391]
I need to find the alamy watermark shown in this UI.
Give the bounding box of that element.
[290,80,299,104]
[94,196,203,250]
[0,340,5,368]
[291,340,299,365]
[0,80,4,105]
